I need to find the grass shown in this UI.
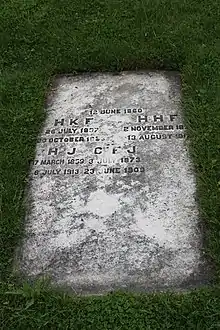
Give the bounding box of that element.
[1,282,220,329]
[0,0,220,328]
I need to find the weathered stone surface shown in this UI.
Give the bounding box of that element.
[18,72,208,293]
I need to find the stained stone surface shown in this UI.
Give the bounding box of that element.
[18,71,208,293]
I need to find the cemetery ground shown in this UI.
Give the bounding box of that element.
[0,0,220,328]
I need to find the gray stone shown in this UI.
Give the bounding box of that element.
[17,71,209,293]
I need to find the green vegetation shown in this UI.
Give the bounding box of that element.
[1,0,220,328]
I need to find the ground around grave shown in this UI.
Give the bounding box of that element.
[0,0,220,328]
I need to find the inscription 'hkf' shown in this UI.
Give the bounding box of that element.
[53,114,178,127]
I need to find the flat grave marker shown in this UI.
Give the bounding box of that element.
[18,72,208,293]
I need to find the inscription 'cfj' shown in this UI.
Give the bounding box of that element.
[48,146,136,156]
